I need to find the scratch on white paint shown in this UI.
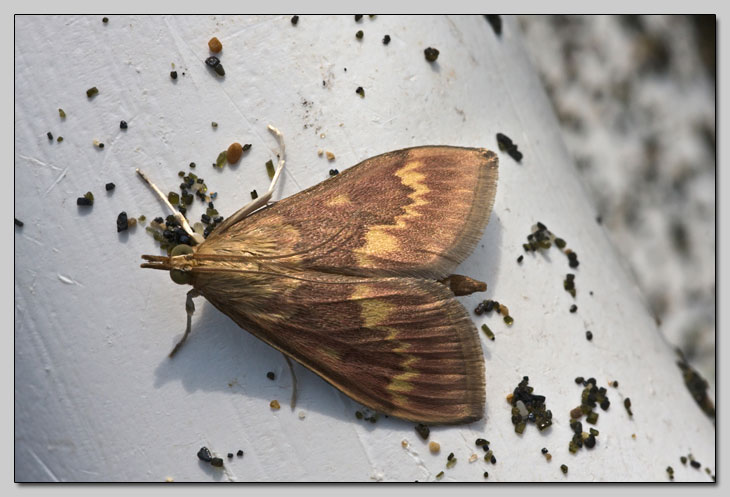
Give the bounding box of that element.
[27,447,60,482]
[18,154,63,172]
[57,274,83,286]
[44,167,69,195]
[400,439,431,479]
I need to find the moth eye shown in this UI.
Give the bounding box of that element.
[170,268,192,285]
[170,244,194,257]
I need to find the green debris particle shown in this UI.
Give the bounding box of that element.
[86,87,99,98]
[83,191,94,203]
[586,411,599,424]
[215,151,227,168]
[436,471,444,480]
[266,159,276,179]
[481,323,495,341]
[57,136,63,143]
[509,376,552,432]
[58,108,66,119]
[415,423,430,440]
[504,315,514,325]
[560,464,568,474]
[167,192,180,205]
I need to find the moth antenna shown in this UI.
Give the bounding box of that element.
[283,354,298,410]
[212,124,287,234]
[136,168,204,245]
[169,289,200,358]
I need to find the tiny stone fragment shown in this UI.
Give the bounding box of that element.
[270,399,281,410]
[237,450,243,457]
[560,464,568,474]
[227,142,243,164]
[484,15,502,35]
[105,182,115,191]
[58,108,66,119]
[86,87,99,98]
[120,120,128,129]
[197,447,212,462]
[210,457,224,467]
[214,64,225,76]
[570,304,578,313]
[355,86,365,98]
[624,397,633,416]
[415,423,430,440]
[205,56,220,68]
[291,15,299,25]
[329,169,339,176]
[47,132,53,140]
[116,211,128,232]
[424,47,439,62]
[383,34,391,45]
[208,37,222,53]
[170,71,178,80]
[250,190,258,200]
[15,218,24,227]
[265,159,276,179]
[215,151,227,168]
[326,151,335,161]
[266,371,275,380]
[586,331,593,341]
[428,441,440,453]
[356,30,363,39]
[102,17,109,23]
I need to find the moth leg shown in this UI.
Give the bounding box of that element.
[136,168,204,245]
[169,289,200,358]
[438,274,487,296]
[214,125,287,233]
[283,354,298,410]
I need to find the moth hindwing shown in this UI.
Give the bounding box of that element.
[145,145,498,424]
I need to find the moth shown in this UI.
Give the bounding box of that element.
[140,126,498,425]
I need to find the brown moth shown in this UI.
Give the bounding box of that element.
[140,126,498,425]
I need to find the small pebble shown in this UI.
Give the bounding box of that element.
[14,218,24,227]
[586,331,593,341]
[326,151,335,161]
[86,87,99,98]
[116,211,128,232]
[383,34,391,45]
[208,37,222,53]
[227,142,243,164]
[266,371,275,380]
[120,120,128,129]
[170,71,178,80]
[105,182,115,191]
[210,457,224,467]
[102,17,109,23]
[270,399,281,410]
[356,86,365,98]
[428,441,440,454]
[356,30,363,39]
[237,450,244,457]
[197,447,212,462]
[424,47,439,62]
[291,15,299,25]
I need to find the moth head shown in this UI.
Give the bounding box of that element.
[169,244,194,285]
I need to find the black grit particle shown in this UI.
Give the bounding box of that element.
[210,457,224,467]
[170,71,178,80]
[266,371,275,380]
[14,218,23,227]
[691,460,701,469]
[355,14,363,22]
[484,15,502,36]
[517,255,524,263]
[383,34,391,45]
[76,196,93,207]
[116,211,128,232]
[197,447,213,462]
[415,423,430,440]
[86,87,99,98]
[251,190,258,200]
[586,331,593,341]
[424,47,440,62]
[102,17,109,23]
[356,86,365,97]
[356,30,363,39]
[291,15,299,25]
[329,169,339,176]
[120,120,128,129]
[561,464,568,474]
[570,304,578,313]
[205,56,220,68]
[105,182,115,191]
[624,397,633,416]
[227,453,233,459]
[237,450,243,457]
[47,132,53,140]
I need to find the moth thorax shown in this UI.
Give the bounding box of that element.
[169,244,194,285]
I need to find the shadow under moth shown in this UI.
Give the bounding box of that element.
[140,126,498,425]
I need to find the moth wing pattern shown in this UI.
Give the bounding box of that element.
[185,145,498,424]
[193,268,485,424]
[204,146,498,279]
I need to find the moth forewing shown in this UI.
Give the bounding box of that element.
[142,138,497,425]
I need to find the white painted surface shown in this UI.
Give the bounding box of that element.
[14,15,714,482]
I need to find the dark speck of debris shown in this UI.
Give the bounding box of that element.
[47,132,53,140]
[509,376,553,433]
[560,464,568,474]
[170,71,178,80]
[355,86,365,98]
[105,182,115,192]
[424,47,440,62]
[570,304,578,313]
[227,453,233,459]
[586,331,593,341]
[355,15,363,22]
[266,371,275,380]
[197,447,212,462]
[690,460,701,469]
[237,450,243,457]
[250,190,258,200]
[116,212,128,232]
[383,34,391,45]
[14,218,23,227]
[291,15,299,25]
[102,17,109,23]
[86,87,99,98]
[676,348,715,419]
[205,56,220,68]
[484,15,502,35]
[356,30,363,39]
[517,255,524,263]
[415,423,430,440]
[624,397,633,416]
[210,457,224,467]
[329,169,339,176]
[76,192,94,207]
[120,120,128,129]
